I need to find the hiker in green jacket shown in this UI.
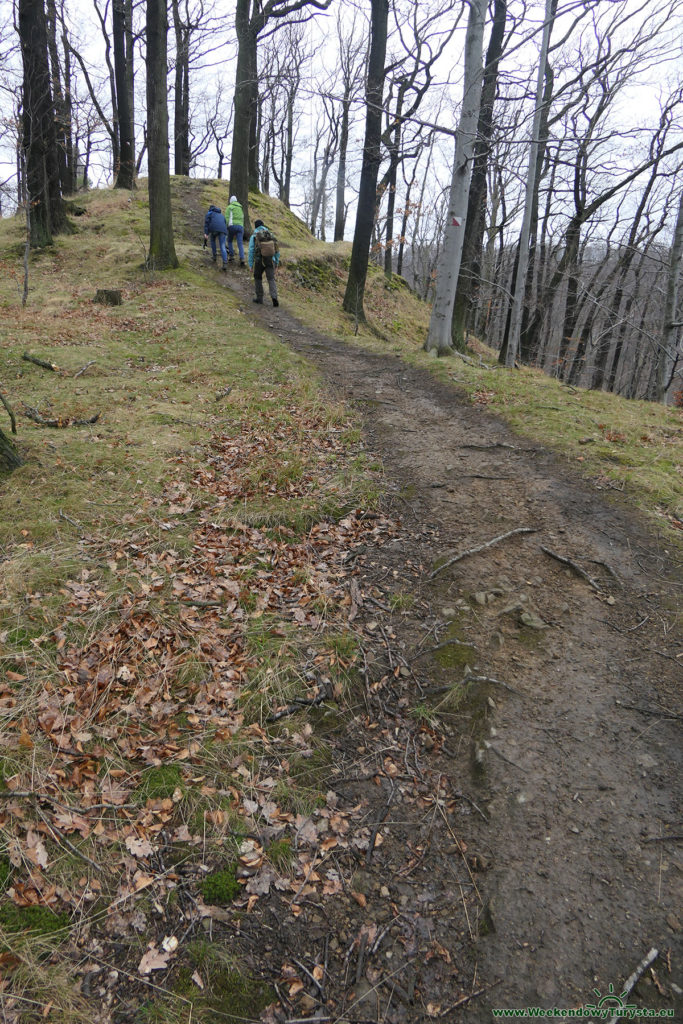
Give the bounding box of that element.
[226,196,245,266]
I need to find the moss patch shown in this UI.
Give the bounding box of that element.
[200,865,241,905]
[0,901,70,936]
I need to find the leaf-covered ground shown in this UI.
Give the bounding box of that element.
[0,181,681,1023]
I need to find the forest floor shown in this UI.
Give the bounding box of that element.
[1,187,680,1024]
[195,252,683,1021]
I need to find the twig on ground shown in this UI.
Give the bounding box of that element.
[439,986,490,1016]
[366,594,391,613]
[461,441,517,450]
[605,949,659,1024]
[540,545,602,592]
[615,699,682,721]
[468,674,523,696]
[59,509,82,528]
[35,807,101,870]
[642,834,683,843]
[413,638,476,661]
[74,360,96,378]
[22,352,59,371]
[268,688,329,722]
[430,528,536,579]
[453,788,489,822]
[215,386,232,401]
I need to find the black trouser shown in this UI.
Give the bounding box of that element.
[254,259,277,301]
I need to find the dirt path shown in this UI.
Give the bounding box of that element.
[203,257,683,1021]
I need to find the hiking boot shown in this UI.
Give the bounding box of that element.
[211,255,216,263]
[253,298,262,304]
[221,265,227,273]
[272,298,279,307]
[228,257,234,263]
[240,261,245,267]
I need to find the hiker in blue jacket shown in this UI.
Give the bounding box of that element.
[248,220,280,306]
[204,205,228,271]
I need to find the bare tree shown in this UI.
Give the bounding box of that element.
[229,0,331,228]
[342,0,389,323]
[18,0,68,246]
[424,0,486,355]
[656,188,683,402]
[146,0,178,268]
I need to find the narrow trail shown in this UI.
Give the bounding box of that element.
[180,202,682,1018]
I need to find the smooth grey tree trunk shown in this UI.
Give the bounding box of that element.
[424,0,486,355]
[656,188,683,403]
[504,0,554,367]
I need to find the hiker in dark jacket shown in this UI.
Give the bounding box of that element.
[204,205,228,271]
[248,220,280,306]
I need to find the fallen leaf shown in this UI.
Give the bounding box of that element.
[138,944,171,975]
[125,836,154,858]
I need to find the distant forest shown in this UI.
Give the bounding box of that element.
[3,0,682,403]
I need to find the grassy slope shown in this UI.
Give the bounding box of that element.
[0,179,680,1020]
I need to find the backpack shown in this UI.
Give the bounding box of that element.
[256,229,276,263]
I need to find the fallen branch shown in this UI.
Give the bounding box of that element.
[615,699,682,721]
[439,986,488,1016]
[268,689,329,722]
[468,674,523,696]
[74,360,96,378]
[215,386,232,401]
[642,834,683,843]
[430,528,536,579]
[540,545,602,593]
[412,637,476,661]
[22,351,59,372]
[606,949,658,1024]
[22,404,100,428]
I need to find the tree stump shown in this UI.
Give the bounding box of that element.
[94,289,123,306]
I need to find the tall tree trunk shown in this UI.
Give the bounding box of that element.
[334,91,351,241]
[230,0,254,224]
[146,0,178,269]
[172,0,191,175]
[425,0,486,355]
[451,0,507,351]
[502,0,555,367]
[656,189,683,403]
[19,0,68,246]
[45,0,73,194]
[342,0,389,321]
[114,0,135,187]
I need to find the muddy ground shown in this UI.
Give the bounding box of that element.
[194,251,683,1023]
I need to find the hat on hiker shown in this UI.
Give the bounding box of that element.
[230,195,237,203]
[254,219,264,228]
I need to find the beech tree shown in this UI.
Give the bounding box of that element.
[656,188,683,403]
[424,0,486,355]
